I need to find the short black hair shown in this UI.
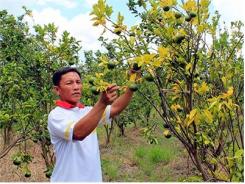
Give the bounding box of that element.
[52,67,81,86]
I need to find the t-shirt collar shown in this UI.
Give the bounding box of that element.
[55,100,84,109]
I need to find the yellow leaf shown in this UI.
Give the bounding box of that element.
[210,157,217,164]
[133,54,155,66]
[159,0,177,7]
[200,0,210,8]
[185,109,197,127]
[204,140,209,145]
[221,87,233,99]
[227,87,233,96]
[172,83,180,93]
[176,116,182,124]
[185,63,192,73]
[198,81,209,95]
[214,170,229,181]
[95,73,104,78]
[208,100,218,110]
[203,109,213,123]
[143,54,155,63]
[224,99,234,110]
[164,11,175,19]
[171,104,182,111]
[194,112,200,124]
[129,36,135,46]
[152,58,162,67]
[158,46,169,58]
[193,83,198,93]
[197,24,208,33]
[147,68,155,76]
[182,0,197,12]
[178,28,187,36]
[154,28,161,36]
[189,109,197,120]
[129,73,137,82]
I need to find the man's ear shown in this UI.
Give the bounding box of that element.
[53,86,60,96]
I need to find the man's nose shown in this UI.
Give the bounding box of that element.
[73,83,81,90]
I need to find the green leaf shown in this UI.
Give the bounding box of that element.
[235,149,243,158]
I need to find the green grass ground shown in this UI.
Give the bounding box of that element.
[97,124,199,182]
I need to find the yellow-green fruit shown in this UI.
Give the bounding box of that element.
[163,123,170,129]
[45,171,52,178]
[189,12,197,18]
[174,35,185,44]
[91,86,100,95]
[68,61,75,65]
[144,73,154,82]
[163,130,171,139]
[163,6,170,11]
[6,56,11,61]
[107,61,116,69]
[175,12,182,19]
[88,77,95,85]
[129,32,135,37]
[185,16,192,22]
[114,30,122,35]
[133,63,141,71]
[129,83,138,92]
[32,137,38,143]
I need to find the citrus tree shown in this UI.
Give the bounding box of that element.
[80,47,154,142]
[0,9,81,178]
[90,0,244,181]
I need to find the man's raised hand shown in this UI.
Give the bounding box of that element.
[99,84,119,105]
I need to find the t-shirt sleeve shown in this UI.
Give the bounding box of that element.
[99,105,112,125]
[48,111,75,141]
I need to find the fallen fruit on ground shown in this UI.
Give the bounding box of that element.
[24,171,31,178]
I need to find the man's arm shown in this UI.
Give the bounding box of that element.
[110,87,134,118]
[73,85,119,140]
[110,69,141,118]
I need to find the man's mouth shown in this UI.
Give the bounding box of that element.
[72,92,81,96]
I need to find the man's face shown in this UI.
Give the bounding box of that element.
[54,72,82,105]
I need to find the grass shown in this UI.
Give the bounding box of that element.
[101,159,119,181]
[148,146,173,164]
[97,123,196,182]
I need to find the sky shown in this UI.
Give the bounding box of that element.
[0,0,245,54]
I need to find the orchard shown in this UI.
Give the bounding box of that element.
[0,0,244,182]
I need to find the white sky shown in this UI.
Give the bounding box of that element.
[0,0,244,54]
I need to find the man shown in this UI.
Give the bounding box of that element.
[48,67,138,182]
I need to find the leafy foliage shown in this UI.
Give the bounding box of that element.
[90,0,244,181]
[0,8,81,178]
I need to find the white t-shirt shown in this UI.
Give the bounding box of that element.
[47,105,111,182]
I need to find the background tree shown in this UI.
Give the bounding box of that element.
[0,8,81,178]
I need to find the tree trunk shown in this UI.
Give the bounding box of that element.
[3,126,12,147]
